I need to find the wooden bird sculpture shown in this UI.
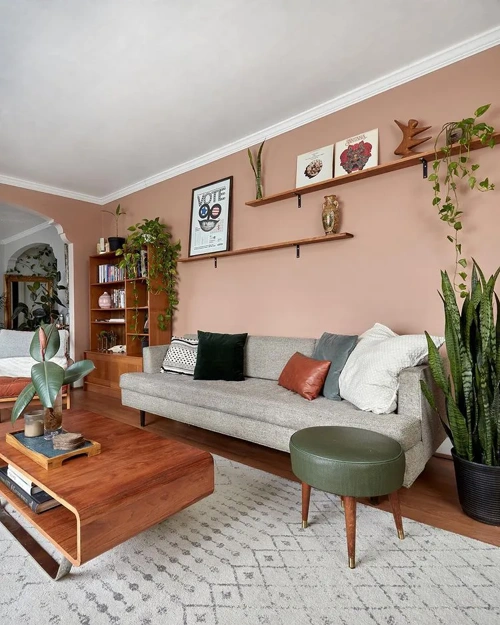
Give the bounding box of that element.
[394,119,432,158]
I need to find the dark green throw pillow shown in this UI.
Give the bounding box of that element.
[194,331,248,381]
[313,332,358,400]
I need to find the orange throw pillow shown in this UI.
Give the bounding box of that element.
[278,352,331,401]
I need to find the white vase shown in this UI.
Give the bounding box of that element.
[98,292,112,308]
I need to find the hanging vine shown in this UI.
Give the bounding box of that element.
[429,104,496,297]
[116,217,181,329]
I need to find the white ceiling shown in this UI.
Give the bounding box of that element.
[0,203,51,243]
[1,0,499,204]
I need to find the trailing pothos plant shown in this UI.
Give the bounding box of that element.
[116,217,181,332]
[429,104,496,298]
[422,262,500,466]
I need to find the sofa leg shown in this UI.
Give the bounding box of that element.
[301,482,311,528]
[140,410,146,427]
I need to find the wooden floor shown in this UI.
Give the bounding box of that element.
[21,389,500,547]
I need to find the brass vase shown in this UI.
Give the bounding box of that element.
[322,195,340,235]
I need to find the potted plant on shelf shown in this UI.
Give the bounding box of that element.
[423,105,499,525]
[102,204,127,252]
[11,324,95,439]
[248,140,265,200]
[116,217,181,332]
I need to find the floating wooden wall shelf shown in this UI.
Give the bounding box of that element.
[245,132,500,207]
[179,232,353,266]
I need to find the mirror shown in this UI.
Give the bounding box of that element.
[3,275,54,330]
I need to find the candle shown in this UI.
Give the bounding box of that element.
[24,411,44,438]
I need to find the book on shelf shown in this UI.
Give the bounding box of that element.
[98,264,125,283]
[7,465,43,495]
[0,466,61,513]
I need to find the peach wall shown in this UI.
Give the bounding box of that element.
[0,185,101,358]
[103,46,500,340]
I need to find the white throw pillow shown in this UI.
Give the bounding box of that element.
[338,323,444,414]
[161,336,198,375]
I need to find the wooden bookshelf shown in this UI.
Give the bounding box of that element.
[85,250,171,397]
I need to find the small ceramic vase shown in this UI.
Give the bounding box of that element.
[322,195,340,235]
[98,292,112,308]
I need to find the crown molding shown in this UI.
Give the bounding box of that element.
[0,174,101,204]
[0,219,55,245]
[99,26,500,204]
[2,26,499,206]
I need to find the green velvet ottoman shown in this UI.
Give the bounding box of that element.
[289,426,406,569]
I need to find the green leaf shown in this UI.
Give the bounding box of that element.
[31,361,65,408]
[10,383,36,424]
[459,272,467,280]
[447,236,454,243]
[63,360,95,385]
[30,324,60,362]
[432,197,441,206]
[424,330,449,395]
[428,174,437,181]
[468,176,477,189]
[458,259,467,268]
[471,163,480,171]
[474,104,490,118]
[454,222,462,231]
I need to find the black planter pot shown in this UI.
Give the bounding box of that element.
[452,449,500,525]
[108,237,125,252]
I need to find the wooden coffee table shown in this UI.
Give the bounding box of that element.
[0,410,214,580]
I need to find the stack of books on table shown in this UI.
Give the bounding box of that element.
[0,465,61,513]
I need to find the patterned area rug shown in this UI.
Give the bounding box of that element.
[1,456,499,625]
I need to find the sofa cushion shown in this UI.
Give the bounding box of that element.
[120,373,422,451]
[0,356,68,378]
[244,336,317,380]
[339,323,444,414]
[278,352,330,400]
[312,332,358,400]
[161,336,198,375]
[194,331,247,381]
[0,329,68,359]
[0,376,31,398]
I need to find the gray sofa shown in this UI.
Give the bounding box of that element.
[120,335,446,487]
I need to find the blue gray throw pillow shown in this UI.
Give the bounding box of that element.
[312,332,358,400]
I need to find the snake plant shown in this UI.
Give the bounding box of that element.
[248,140,265,199]
[11,324,95,424]
[422,261,500,466]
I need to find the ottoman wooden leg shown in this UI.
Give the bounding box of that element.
[344,496,357,569]
[388,490,405,539]
[301,482,311,528]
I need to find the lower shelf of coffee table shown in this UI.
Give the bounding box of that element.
[0,475,78,562]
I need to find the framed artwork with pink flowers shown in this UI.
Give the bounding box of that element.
[334,129,379,178]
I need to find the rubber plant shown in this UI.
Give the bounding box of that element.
[116,217,181,332]
[11,324,95,425]
[429,104,496,298]
[248,140,265,200]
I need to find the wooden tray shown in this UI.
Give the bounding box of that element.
[5,431,101,469]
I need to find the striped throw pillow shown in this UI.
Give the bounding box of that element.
[161,337,198,375]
